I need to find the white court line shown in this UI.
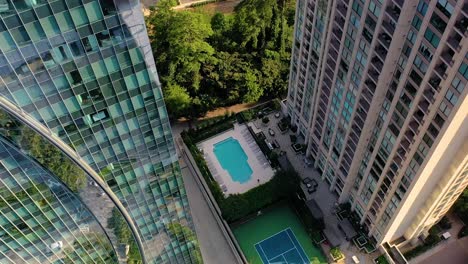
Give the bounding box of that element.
[257,243,269,264]
[284,228,308,263]
[254,228,290,246]
[267,248,296,262]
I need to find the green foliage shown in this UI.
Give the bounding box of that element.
[127,240,143,264]
[404,226,442,259]
[186,115,235,143]
[164,83,192,118]
[220,169,299,222]
[262,116,270,124]
[290,195,325,235]
[458,225,467,238]
[330,247,344,260]
[375,255,389,264]
[147,0,295,118]
[453,188,468,223]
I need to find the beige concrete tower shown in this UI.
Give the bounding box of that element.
[287,0,468,248]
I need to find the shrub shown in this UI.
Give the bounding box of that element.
[404,226,442,259]
[262,116,270,124]
[438,216,452,230]
[290,195,325,232]
[458,225,467,238]
[221,169,299,222]
[330,247,344,260]
[375,255,389,264]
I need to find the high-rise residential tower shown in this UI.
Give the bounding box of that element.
[287,0,467,249]
[0,1,198,263]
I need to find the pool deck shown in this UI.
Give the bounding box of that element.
[197,123,275,195]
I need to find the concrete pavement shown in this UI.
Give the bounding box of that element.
[411,236,468,264]
[178,144,238,264]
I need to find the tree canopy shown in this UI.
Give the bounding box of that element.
[147,0,296,119]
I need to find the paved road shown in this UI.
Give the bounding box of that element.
[179,152,238,264]
[412,237,468,264]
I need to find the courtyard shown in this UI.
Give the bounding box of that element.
[197,122,275,195]
[249,109,382,263]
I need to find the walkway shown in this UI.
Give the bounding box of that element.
[177,137,239,264]
[411,236,468,264]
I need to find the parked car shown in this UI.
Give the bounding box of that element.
[268,128,275,136]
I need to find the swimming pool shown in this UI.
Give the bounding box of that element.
[213,137,253,183]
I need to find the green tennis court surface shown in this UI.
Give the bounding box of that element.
[233,204,326,264]
[255,228,309,263]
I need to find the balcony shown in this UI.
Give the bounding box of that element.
[418,98,430,112]
[447,33,462,52]
[337,3,347,16]
[454,16,468,36]
[434,62,448,79]
[428,75,442,91]
[386,5,401,23]
[375,45,388,61]
[405,129,415,143]
[393,0,404,8]
[368,69,379,82]
[413,109,425,124]
[378,32,392,49]
[371,57,384,72]
[423,87,436,103]
[440,48,455,66]
[382,19,396,35]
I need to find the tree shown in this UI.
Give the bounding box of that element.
[453,188,468,223]
[164,83,192,118]
[233,0,278,50]
[148,1,214,90]
[241,69,263,103]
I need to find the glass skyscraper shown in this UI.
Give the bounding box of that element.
[0,0,199,263]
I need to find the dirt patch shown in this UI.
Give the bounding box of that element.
[185,0,242,14]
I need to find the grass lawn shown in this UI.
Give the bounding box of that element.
[233,204,326,264]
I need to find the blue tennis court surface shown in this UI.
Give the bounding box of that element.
[255,228,309,264]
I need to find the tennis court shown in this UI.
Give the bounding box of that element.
[233,204,326,264]
[255,228,309,264]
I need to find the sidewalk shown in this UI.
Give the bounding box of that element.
[176,137,239,264]
[410,236,468,264]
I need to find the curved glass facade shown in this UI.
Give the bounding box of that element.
[0,0,198,263]
[0,136,116,263]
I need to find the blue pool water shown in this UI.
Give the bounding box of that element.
[213,137,253,183]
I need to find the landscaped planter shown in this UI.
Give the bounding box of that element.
[329,247,345,262]
[277,122,289,133]
[353,235,368,250]
[311,231,326,244]
[374,255,390,264]
[364,243,377,253]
